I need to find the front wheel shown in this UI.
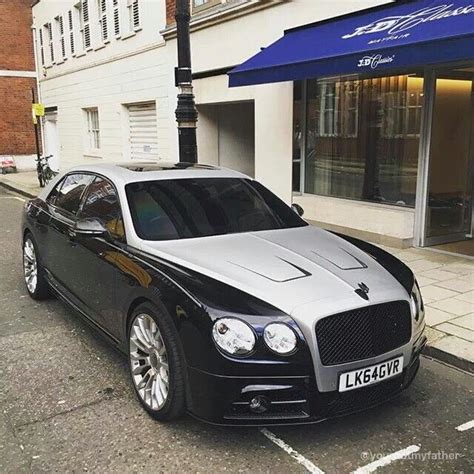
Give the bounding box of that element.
[128,303,186,421]
[23,234,50,299]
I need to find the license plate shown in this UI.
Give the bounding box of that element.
[338,356,404,392]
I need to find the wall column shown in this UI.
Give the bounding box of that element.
[254,81,293,203]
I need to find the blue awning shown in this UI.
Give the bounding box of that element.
[228,0,474,87]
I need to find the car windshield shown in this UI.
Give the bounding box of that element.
[126,178,307,241]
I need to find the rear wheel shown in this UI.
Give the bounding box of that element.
[128,303,186,421]
[23,234,50,300]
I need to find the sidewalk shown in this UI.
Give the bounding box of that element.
[1,171,473,372]
[0,170,41,197]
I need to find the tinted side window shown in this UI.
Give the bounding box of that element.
[80,177,125,241]
[54,174,94,215]
[46,178,65,205]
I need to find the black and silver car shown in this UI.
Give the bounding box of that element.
[22,162,426,425]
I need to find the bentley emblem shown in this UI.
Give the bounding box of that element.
[355,282,370,300]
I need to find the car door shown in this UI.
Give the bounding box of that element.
[71,175,125,337]
[45,173,95,298]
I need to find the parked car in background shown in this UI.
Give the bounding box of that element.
[21,162,426,425]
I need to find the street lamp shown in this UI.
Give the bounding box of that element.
[175,0,198,163]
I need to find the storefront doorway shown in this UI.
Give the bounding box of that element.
[424,66,474,256]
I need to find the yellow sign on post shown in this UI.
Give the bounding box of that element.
[32,103,45,117]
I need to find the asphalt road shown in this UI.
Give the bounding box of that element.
[0,186,472,473]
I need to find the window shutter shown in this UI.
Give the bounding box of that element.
[84,24,91,48]
[82,0,91,48]
[113,0,120,36]
[100,0,108,41]
[39,28,45,66]
[68,10,75,54]
[59,16,66,58]
[47,23,54,63]
[132,0,140,29]
[128,103,159,160]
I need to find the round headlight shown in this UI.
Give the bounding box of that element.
[411,280,424,323]
[263,323,297,355]
[212,318,256,356]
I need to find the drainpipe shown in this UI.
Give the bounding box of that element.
[174,0,198,163]
[31,23,45,156]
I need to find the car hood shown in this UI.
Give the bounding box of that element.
[140,225,407,316]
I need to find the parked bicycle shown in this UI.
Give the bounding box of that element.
[36,154,58,188]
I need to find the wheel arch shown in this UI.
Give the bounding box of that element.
[125,296,152,336]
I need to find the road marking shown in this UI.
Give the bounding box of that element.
[456,420,474,432]
[260,428,324,474]
[353,445,420,474]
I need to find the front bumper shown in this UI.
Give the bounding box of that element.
[187,333,426,426]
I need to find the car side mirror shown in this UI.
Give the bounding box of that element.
[75,218,108,238]
[291,203,304,217]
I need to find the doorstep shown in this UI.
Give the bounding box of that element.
[1,176,472,373]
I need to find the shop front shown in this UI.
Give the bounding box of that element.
[228,0,474,255]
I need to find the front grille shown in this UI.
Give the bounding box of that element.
[316,301,411,366]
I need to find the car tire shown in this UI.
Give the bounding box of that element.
[23,233,50,300]
[128,302,187,421]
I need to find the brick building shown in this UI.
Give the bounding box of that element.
[0,0,38,170]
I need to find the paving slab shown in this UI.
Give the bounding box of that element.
[424,307,458,326]
[428,298,474,317]
[455,291,474,303]
[419,285,459,302]
[450,314,474,331]
[435,278,474,293]
[418,268,461,282]
[436,323,473,342]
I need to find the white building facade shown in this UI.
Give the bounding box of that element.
[32,0,474,254]
[32,0,173,172]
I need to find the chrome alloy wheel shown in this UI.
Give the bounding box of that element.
[23,239,38,294]
[130,314,170,410]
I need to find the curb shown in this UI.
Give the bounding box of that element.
[0,181,37,199]
[423,345,473,374]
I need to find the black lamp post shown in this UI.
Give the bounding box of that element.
[175,0,198,163]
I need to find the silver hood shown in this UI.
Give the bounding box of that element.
[140,225,408,317]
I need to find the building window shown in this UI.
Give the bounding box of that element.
[192,0,221,13]
[76,0,91,51]
[68,10,75,55]
[382,77,423,138]
[46,23,54,64]
[85,108,100,150]
[127,0,140,31]
[317,80,359,137]
[113,0,120,37]
[56,15,67,60]
[98,0,109,42]
[300,74,424,207]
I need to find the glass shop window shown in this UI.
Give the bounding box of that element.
[301,74,423,207]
